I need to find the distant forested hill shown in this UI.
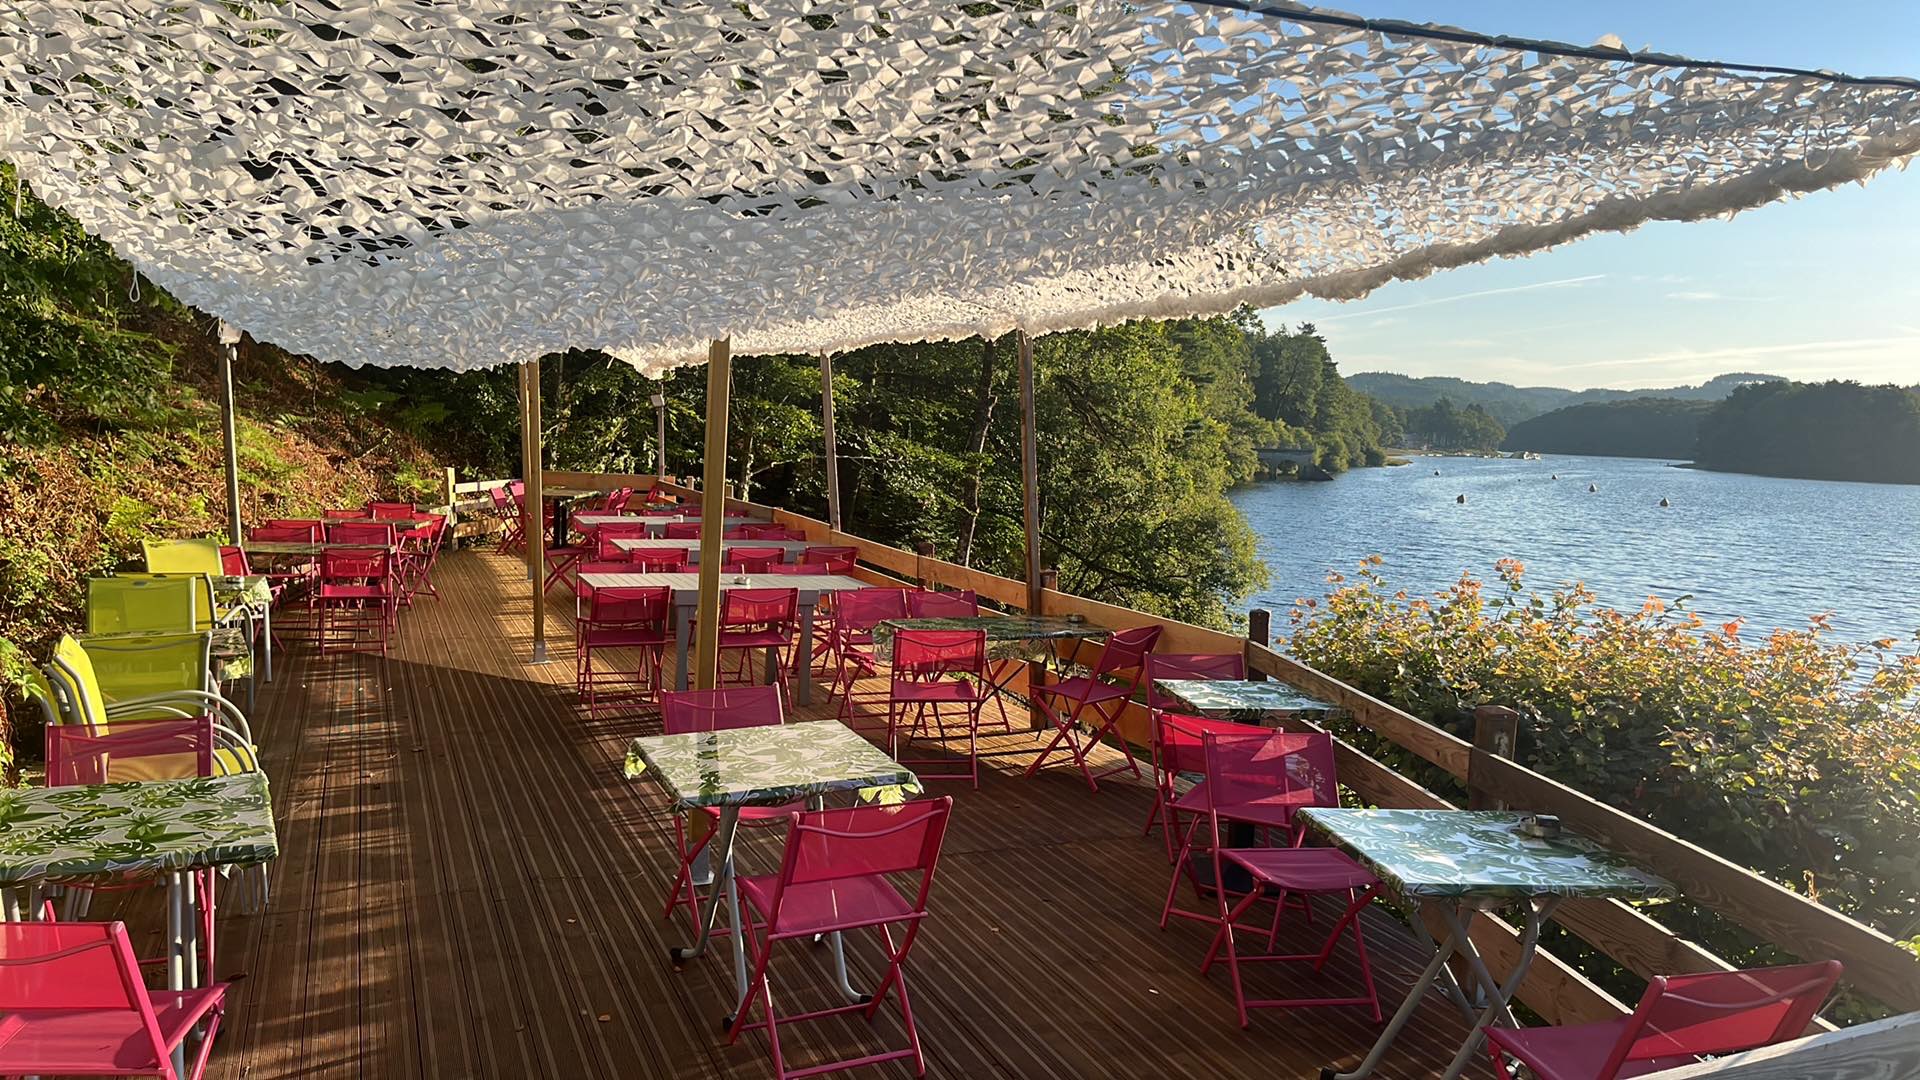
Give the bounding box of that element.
[1347,371,1780,426]
[1694,381,1920,485]
[1501,398,1712,458]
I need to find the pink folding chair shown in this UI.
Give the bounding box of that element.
[574,584,671,718]
[326,520,395,547]
[262,518,321,539]
[728,546,785,573]
[827,588,910,725]
[1141,709,1258,862]
[663,521,702,539]
[739,523,795,540]
[887,630,988,788]
[593,523,652,561]
[321,507,369,520]
[716,588,799,703]
[657,687,802,930]
[730,797,954,1080]
[407,511,448,598]
[802,545,858,568]
[1141,653,1250,849]
[1163,729,1380,1028]
[0,920,231,1080]
[1024,624,1162,791]
[366,500,416,519]
[489,486,525,554]
[630,546,690,573]
[247,524,319,607]
[316,548,396,655]
[1486,961,1842,1080]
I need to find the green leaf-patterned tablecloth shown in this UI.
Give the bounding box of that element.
[625,720,922,811]
[0,772,278,886]
[1153,679,1340,725]
[1297,809,1674,901]
[871,615,1110,665]
[214,575,272,611]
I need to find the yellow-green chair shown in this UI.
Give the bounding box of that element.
[86,575,200,636]
[113,571,258,708]
[142,538,225,575]
[46,634,256,758]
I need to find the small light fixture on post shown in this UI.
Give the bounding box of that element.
[650,391,668,479]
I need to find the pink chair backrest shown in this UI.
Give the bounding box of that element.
[834,588,909,631]
[323,508,369,520]
[327,521,396,546]
[0,922,162,1038]
[721,527,754,540]
[777,798,953,899]
[1200,729,1338,815]
[721,588,798,629]
[489,487,513,511]
[1094,624,1162,677]
[249,525,315,544]
[1602,961,1843,1076]
[605,489,633,514]
[739,523,788,539]
[893,629,985,680]
[660,685,785,733]
[664,522,702,539]
[595,525,651,560]
[803,546,858,566]
[1154,711,1256,777]
[906,589,978,618]
[218,545,251,575]
[322,548,390,581]
[728,546,785,572]
[45,718,215,787]
[588,585,669,626]
[630,547,689,571]
[1145,652,1247,707]
[367,501,415,518]
[264,519,322,540]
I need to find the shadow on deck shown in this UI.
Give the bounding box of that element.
[106,550,1492,1080]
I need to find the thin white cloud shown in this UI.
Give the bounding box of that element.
[1665,290,1777,303]
[1313,274,1606,323]
[1665,290,1722,301]
[1559,333,1920,371]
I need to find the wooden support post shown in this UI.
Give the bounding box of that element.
[517,364,535,574]
[651,391,668,477]
[527,358,547,663]
[821,353,842,531]
[217,324,244,544]
[1247,608,1271,681]
[913,541,935,588]
[1025,567,1058,731]
[1469,705,1523,810]
[1017,331,1041,612]
[443,466,457,537]
[692,338,732,691]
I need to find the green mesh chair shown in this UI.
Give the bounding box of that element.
[113,571,259,708]
[141,538,225,575]
[86,575,200,635]
[46,634,255,756]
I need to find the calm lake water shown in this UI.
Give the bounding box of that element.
[1231,454,1920,647]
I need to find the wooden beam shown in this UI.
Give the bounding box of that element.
[1017,331,1041,613]
[217,326,243,544]
[692,338,731,690]
[821,352,842,531]
[517,363,534,574]
[527,358,546,663]
[1645,1011,1920,1080]
[1468,705,1521,810]
[1474,752,1920,1013]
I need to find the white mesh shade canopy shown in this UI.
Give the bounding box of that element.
[4,1,1918,373]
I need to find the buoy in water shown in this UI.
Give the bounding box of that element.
[1456,494,1467,504]
[1550,474,1558,480]
[1433,469,1441,476]
[1659,497,1671,507]
[1588,483,1598,492]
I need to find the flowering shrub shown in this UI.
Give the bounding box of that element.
[1287,557,1920,977]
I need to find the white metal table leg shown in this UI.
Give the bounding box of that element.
[668,807,747,1026]
[807,796,866,1004]
[1435,896,1562,1080]
[1324,898,1467,1080]
[167,872,191,1080]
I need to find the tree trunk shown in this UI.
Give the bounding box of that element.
[954,338,1000,567]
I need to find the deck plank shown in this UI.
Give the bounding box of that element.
[93,549,1494,1079]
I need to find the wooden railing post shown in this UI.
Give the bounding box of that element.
[913,541,935,588]
[443,466,457,534]
[1469,705,1522,811]
[1247,608,1271,681]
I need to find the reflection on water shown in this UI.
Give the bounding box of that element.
[1231,454,1920,647]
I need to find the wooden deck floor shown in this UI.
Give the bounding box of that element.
[110,549,1494,1079]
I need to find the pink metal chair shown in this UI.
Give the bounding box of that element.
[1163,729,1380,1028]
[728,546,785,573]
[887,630,988,788]
[1142,709,1259,862]
[407,511,448,598]
[1024,624,1162,791]
[739,523,794,540]
[0,919,231,1080]
[575,584,670,718]
[730,797,955,1080]
[316,548,396,655]
[321,507,369,520]
[247,525,319,607]
[262,519,321,539]
[325,520,395,547]
[802,545,858,568]
[1141,653,1250,848]
[663,521,702,539]
[216,545,249,577]
[366,500,416,519]
[657,687,802,931]
[905,589,978,618]
[1485,961,1842,1080]
[593,523,652,561]
[827,588,910,725]
[489,486,525,554]
[716,588,799,703]
[630,546,690,573]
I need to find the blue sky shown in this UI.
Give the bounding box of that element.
[1256,1,1920,390]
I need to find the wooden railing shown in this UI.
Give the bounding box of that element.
[501,473,1920,1040]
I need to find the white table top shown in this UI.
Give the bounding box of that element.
[611,538,814,555]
